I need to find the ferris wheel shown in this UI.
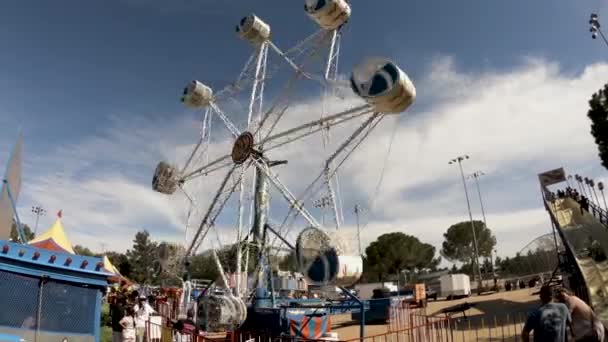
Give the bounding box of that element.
[152,0,416,331]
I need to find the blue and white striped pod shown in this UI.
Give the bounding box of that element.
[236,14,271,45]
[181,80,213,108]
[350,57,416,114]
[304,0,351,30]
[296,227,362,286]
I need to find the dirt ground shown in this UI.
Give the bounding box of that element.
[332,288,541,341]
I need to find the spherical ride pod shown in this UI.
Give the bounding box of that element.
[181,80,213,108]
[296,227,362,286]
[152,161,179,195]
[236,14,271,46]
[197,293,247,332]
[350,57,416,114]
[304,0,351,31]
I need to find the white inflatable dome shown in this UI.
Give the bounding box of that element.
[181,80,213,108]
[236,14,271,45]
[296,227,362,286]
[350,57,416,114]
[304,0,351,30]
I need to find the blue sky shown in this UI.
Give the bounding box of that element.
[1,0,608,263]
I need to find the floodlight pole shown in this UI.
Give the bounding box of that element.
[469,171,492,274]
[449,155,483,287]
[590,13,608,48]
[31,205,46,236]
[598,182,607,211]
[354,204,362,256]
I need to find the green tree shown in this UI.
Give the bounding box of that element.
[10,221,34,242]
[587,84,608,170]
[188,251,220,281]
[106,251,132,279]
[74,245,96,256]
[365,232,439,282]
[126,230,158,284]
[441,220,496,280]
[278,250,298,272]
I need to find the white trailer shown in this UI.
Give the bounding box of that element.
[440,274,471,299]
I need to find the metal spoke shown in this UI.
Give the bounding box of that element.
[250,158,321,229]
[259,104,372,147]
[187,162,251,255]
[210,103,241,138]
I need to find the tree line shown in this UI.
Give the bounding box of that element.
[11,218,558,285]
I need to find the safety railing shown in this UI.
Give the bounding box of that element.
[145,308,536,342]
[588,201,608,226]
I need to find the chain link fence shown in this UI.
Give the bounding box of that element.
[0,269,98,341]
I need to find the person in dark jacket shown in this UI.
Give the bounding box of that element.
[110,296,126,342]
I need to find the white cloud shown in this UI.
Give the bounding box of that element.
[4,57,608,269]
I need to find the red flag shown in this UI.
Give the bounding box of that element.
[57,210,62,218]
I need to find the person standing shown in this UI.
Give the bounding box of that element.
[120,307,137,342]
[110,296,126,342]
[555,288,604,342]
[134,295,156,342]
[522,285,572,342]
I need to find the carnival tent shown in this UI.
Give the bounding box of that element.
[28,218,75,254]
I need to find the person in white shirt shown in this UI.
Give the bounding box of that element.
[134,295,156,342]
[119,307,136,342]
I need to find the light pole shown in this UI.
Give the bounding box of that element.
[354,204,363,256]
[599,182,608,211]
[590,13,608,47]
[468,171,488,224]
[449,155,483,286]
[31,206,46,236]
[313,196,332,226]
[588,179,602,207]
[585,177,598,205]
[576,175,588,197]
[468,171,492,275]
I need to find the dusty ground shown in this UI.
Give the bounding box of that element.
[332,288,541,341]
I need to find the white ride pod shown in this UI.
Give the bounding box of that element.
[296,227,363,286]
[350,57,416,114]
[197,294,247,332]
[236,14,271,45]
[181,80,213,108]
[152,161,179,195]
[304,0,351,30]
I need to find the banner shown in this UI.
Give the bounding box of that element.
[538,167,566,187]
[0,133,23,240]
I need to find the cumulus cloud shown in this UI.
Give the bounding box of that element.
[4,56,608,265]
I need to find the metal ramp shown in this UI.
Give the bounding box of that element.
[546,197,608,322]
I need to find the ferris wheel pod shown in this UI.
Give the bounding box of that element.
[152,161,179,195]
[296,227,363,286]
[236,15,271,45]
[181,80,213,108]
[350,57,416,114]
[197,294,247,332]
[304,0,351,30]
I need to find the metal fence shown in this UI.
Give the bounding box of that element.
[0,269,99,342]
[145,305,537,342]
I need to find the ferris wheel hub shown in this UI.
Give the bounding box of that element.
[231,131,256,164]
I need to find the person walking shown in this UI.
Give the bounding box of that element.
[555,288,604,342]
[120,306,137,342]
[522,285,572,342]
